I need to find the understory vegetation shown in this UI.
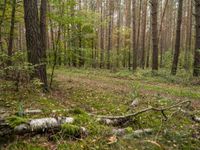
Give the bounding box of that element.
[1,68,200,150]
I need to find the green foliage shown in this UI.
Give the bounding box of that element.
[6,116,28,128]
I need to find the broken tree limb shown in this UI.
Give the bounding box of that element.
[96,100,191,120]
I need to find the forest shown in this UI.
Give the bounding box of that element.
[0,0,200,149]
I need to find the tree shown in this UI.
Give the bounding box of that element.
[23,0,48,90]
[40,0,48,88]
[0,0,7,51]
[116,0,121,68]
[132,0,137,71]
[140,0,147,69]
[171,0,183,75]
[107,0,113,69]
[193,0,200,76]
[151,0,159,71]
[7,0,16,66]
[100,0,104,68]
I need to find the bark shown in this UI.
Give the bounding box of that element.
[23,0,48,90]
[0,0,7,51]
[193,0,200,76]
[107,0,113,69]
[132,0,137,71]
[171,0,183,75]
[116,0,121,68]
[7,0,16,66]
[151,0,159,71]
[0,117,87,138]
[40,0,48,89]
[140,0,147,69]
[136,0,142,65]
[100,0,104,68]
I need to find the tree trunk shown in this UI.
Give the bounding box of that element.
[193,0,200,76]
[7,0,16,66]
[0,0,7,51]
[40,0,48,90]
[171,0,183,75]
[107,0,113,69]
[140,0,147,69]
[132,0,137,71]
[23,0,48,90]
[151,0,159,71]
[116,0,121,68]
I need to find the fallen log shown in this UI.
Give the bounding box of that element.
[0,116,87,138]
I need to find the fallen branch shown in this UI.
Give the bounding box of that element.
[96,100,191,120]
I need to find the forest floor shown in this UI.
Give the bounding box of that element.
[1,68,200,150]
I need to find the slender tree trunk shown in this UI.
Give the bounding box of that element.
[140,0,147,69]
[171,0,183,75]
[116,0,121,68]
[107,0,113,69]
[136,0,142,64]
[125,0,131,70]
[100,0,104,68]
[151,0,159,71]
[132,0,137,71]
[193,0,200,76]
[0,0,7,51]
[7,0,16,66]
[40,0,48,89]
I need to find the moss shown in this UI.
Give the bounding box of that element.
[6,116,28,128]
[69,108,87,115]
[74,113,90,125]
[7,142,46,150]
[125,127,133,134]
[61,124,80,136]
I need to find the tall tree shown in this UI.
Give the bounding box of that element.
[107,0,113,69]
[7,0,16,65]
[151,0,159,71]
[193,0,200,76]
[0,0,7,51]
[23,0,48,90]
[171,0,183,75]
[132,0,137,71]
[40,0,48,89]
[116,0,121,68]
[140,0,147,69]
[100,0,104,68]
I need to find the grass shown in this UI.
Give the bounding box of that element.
[1,68,200,150]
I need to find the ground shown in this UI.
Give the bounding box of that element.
[1,68,200,150]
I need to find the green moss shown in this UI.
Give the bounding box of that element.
[74,113,90,125]
[6,116,28,128]
[69,108,87,115]
[125,127,133,133]
[61,124,80,136]
[7,142,46,150]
